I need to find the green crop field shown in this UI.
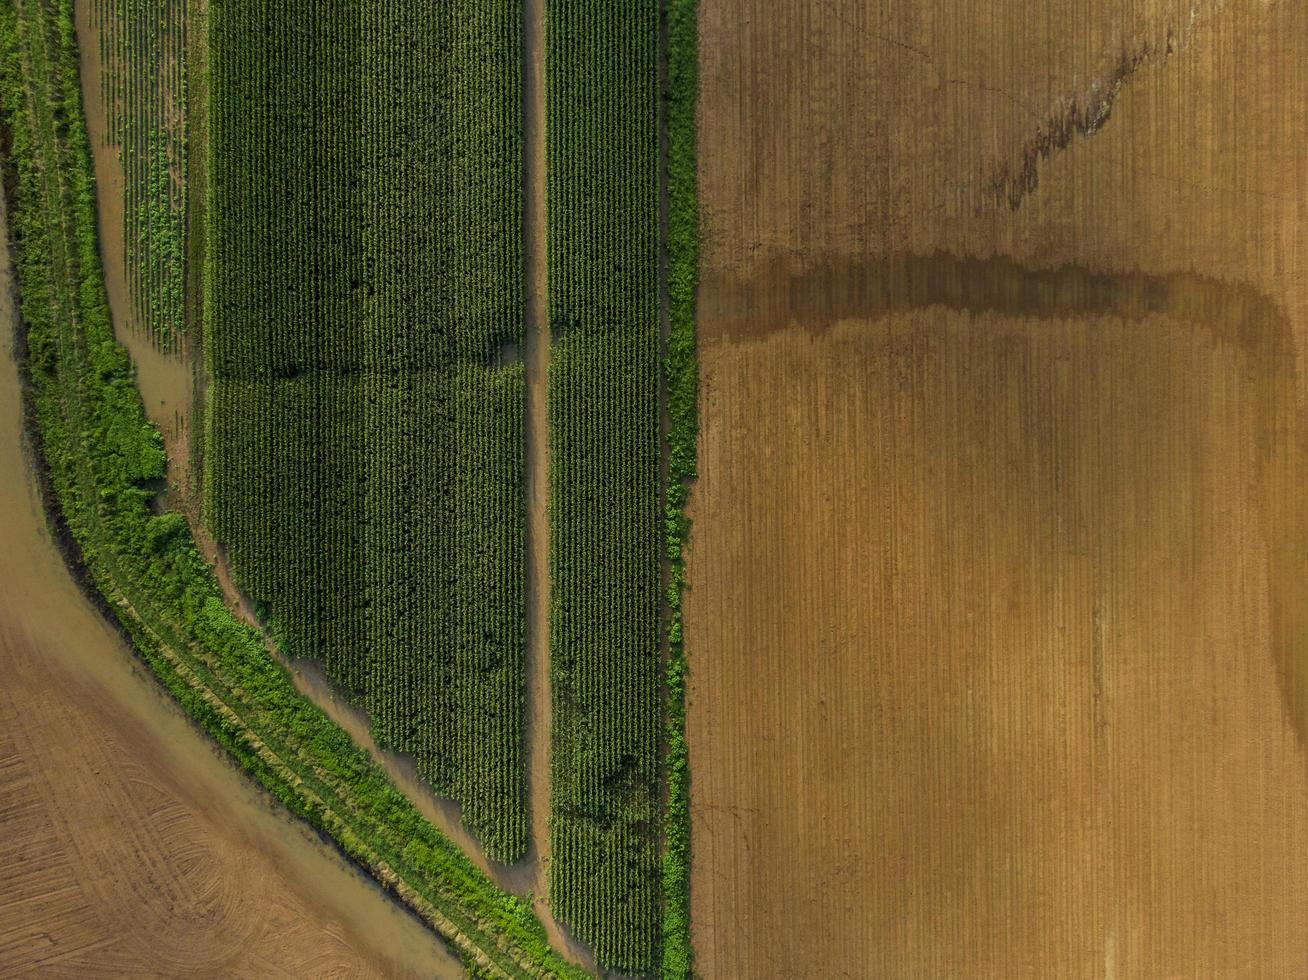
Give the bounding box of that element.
[2,0,700,973]
[0,0,586,974]
[205,0,529,862]
[545,1,664,973]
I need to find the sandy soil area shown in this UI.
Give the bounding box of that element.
[687,1,1308,976]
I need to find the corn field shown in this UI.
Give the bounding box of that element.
[205,0,529,863]
[546,1,664,973]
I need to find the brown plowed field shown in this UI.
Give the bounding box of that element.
[686,1,1308,977]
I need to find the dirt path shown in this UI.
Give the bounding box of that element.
[688,0,1308,977]
[0,181,462,978]
[523,0,550,898]
[520,0,596,968]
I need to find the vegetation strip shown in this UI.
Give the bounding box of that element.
[661,1,697,975]
[0,0,584,974]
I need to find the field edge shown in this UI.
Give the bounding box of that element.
[661,0,698,976]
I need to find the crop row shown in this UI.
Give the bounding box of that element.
[545,2,664,974]
[90,0,187,350]
[204,0,529,861]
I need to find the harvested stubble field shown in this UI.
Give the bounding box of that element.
[687,0,1308,977]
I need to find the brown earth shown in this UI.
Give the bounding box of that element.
[687,0,1308,977]
[0,189,462,978]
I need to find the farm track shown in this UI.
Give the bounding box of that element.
[688,0,1308,977]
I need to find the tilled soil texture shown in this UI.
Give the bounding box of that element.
[0,194,461,978]
[686,1,1308,977]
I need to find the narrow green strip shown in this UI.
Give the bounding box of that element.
[662,0,698,976]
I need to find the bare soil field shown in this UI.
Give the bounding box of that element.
[686,1,1308,977]
[0,194,460,978]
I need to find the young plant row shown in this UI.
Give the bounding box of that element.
[204,0,529,861]
[90,0,187,350]
[545,2,664,974]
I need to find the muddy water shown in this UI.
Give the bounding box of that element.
[0,186,462,974]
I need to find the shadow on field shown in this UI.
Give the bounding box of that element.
[707,250,1308,746]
